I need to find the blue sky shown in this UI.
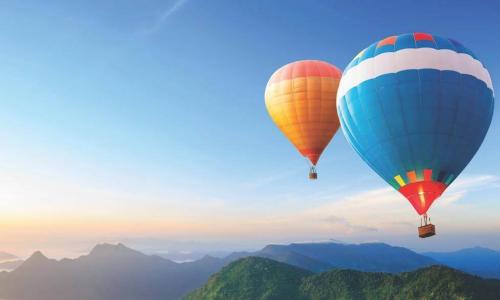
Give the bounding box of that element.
[0,0,499,257]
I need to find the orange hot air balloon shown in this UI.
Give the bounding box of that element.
[265,60,342,179]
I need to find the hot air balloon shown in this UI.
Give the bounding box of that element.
[265,60,342,179]
[337,33,494,237]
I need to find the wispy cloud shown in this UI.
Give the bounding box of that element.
[289,174,500,236]
[323,215,378,234]
[439,175,500,206]
[138,0,189,35]
[195,174,500,240]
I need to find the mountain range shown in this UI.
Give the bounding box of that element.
[0,243,227,300]
[186,257,500,300]
[0,242,499,299]
[252,242,436,273]
[243,242,500,279]
[424,247,500,279]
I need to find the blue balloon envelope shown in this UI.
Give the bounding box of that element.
[337,33,494,217]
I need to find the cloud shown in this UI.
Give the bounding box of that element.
[323,215,378,234]
[292,174,500,235]
[139,0,189,35]
[439,175,500,206]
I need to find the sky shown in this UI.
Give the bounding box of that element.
[0,0,499,258]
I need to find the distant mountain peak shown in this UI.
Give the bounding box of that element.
[425,246,499,256]
[198,255,219,262]
[92,242,127,249]
[1,243,228,300]
[27,251,48,262]
[13,250,53,273]
[423,246,500,279]
[467,246,498,252]
[89,243,142,257]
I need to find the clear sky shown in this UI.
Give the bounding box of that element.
[0,0,499,258]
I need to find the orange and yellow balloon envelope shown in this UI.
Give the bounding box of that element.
[265,60,342,179]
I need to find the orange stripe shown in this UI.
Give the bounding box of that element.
[268,60,341,84]
[407,171,417,183]
[377,36,397,48]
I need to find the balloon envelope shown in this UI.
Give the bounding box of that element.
[337,33,494,215]
[265,60,342,166]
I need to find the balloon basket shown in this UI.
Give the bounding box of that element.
[309,165,318,180]
[308,166,318,180]
[418,224,436,238]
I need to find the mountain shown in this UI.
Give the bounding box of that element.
[156,250,234,262]
[424,247,500,279]
[1,242,496,299]
[0,243,226,300]
[254,246,331,272]
[186,257,500,300]
[251,242,436,273]
[186,257,312,300]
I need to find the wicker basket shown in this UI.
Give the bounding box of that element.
[309,172,318,180]
[418,224,436,238]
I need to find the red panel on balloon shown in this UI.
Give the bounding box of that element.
[398,181,447,215]
[423,169,433,181]
[299,148,321,165]
[414,32,434,41]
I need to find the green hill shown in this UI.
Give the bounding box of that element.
[186,257,500,300]
[186,256,312,300]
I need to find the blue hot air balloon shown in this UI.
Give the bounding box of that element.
[337,33,494,238]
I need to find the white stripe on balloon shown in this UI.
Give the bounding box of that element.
[337,48,494,102]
